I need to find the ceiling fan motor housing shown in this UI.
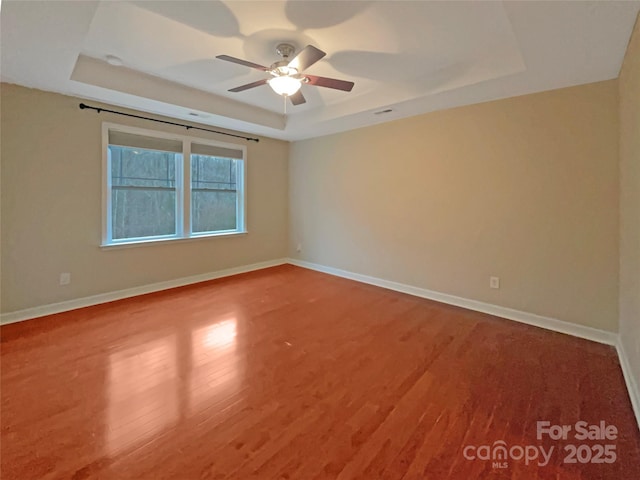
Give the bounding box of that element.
[271,44,299,76]
[270,60,295,76]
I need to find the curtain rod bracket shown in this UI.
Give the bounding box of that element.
[78,102,259,142]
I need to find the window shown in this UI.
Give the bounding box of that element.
[191,145,239,234]
[103,124,246,246]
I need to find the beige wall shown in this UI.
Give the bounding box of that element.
[289,80,619,331]
[619,15,640,399]
[1,84,289,313]
[0,77,625,334]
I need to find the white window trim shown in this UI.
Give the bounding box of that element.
[101,122,248,247]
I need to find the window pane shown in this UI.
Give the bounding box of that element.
[111,189,176,239]
[110,146,178,240]
[191,155,238,233]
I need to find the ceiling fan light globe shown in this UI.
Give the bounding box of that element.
[268,76,302,96]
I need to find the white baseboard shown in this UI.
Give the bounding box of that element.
[287,258,618,346]
[616,339,640,430]
[0,258,287,325]
[5,256,617,345]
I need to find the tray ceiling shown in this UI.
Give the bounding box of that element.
[2,1,638,140]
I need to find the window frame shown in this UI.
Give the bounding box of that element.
[101,122,247,247]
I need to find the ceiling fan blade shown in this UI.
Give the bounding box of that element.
[288,45,326,72]
[289,90,306,106]
[305,75,354,92]
[216,55,268,71]
[228,79,268,92]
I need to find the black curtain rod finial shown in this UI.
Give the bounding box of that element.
[78,102,260,142]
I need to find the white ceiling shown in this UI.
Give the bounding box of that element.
[1,1,638,141]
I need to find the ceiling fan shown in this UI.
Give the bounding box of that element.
[216,43,354,106]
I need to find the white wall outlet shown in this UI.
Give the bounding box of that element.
[490,276,500,289]
[296,242,302,252]
[59,272,71,286]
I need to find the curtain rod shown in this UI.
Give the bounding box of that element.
[78,103,260,142]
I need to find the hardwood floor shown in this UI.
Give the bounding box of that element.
[1,265,639,479]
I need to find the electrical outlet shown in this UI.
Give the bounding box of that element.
[490,276,500,289]
[59,272,71,286]
[296,243,302,252]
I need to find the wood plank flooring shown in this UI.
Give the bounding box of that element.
[1,265,639,479]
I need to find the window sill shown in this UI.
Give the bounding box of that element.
[100,231,248,250]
